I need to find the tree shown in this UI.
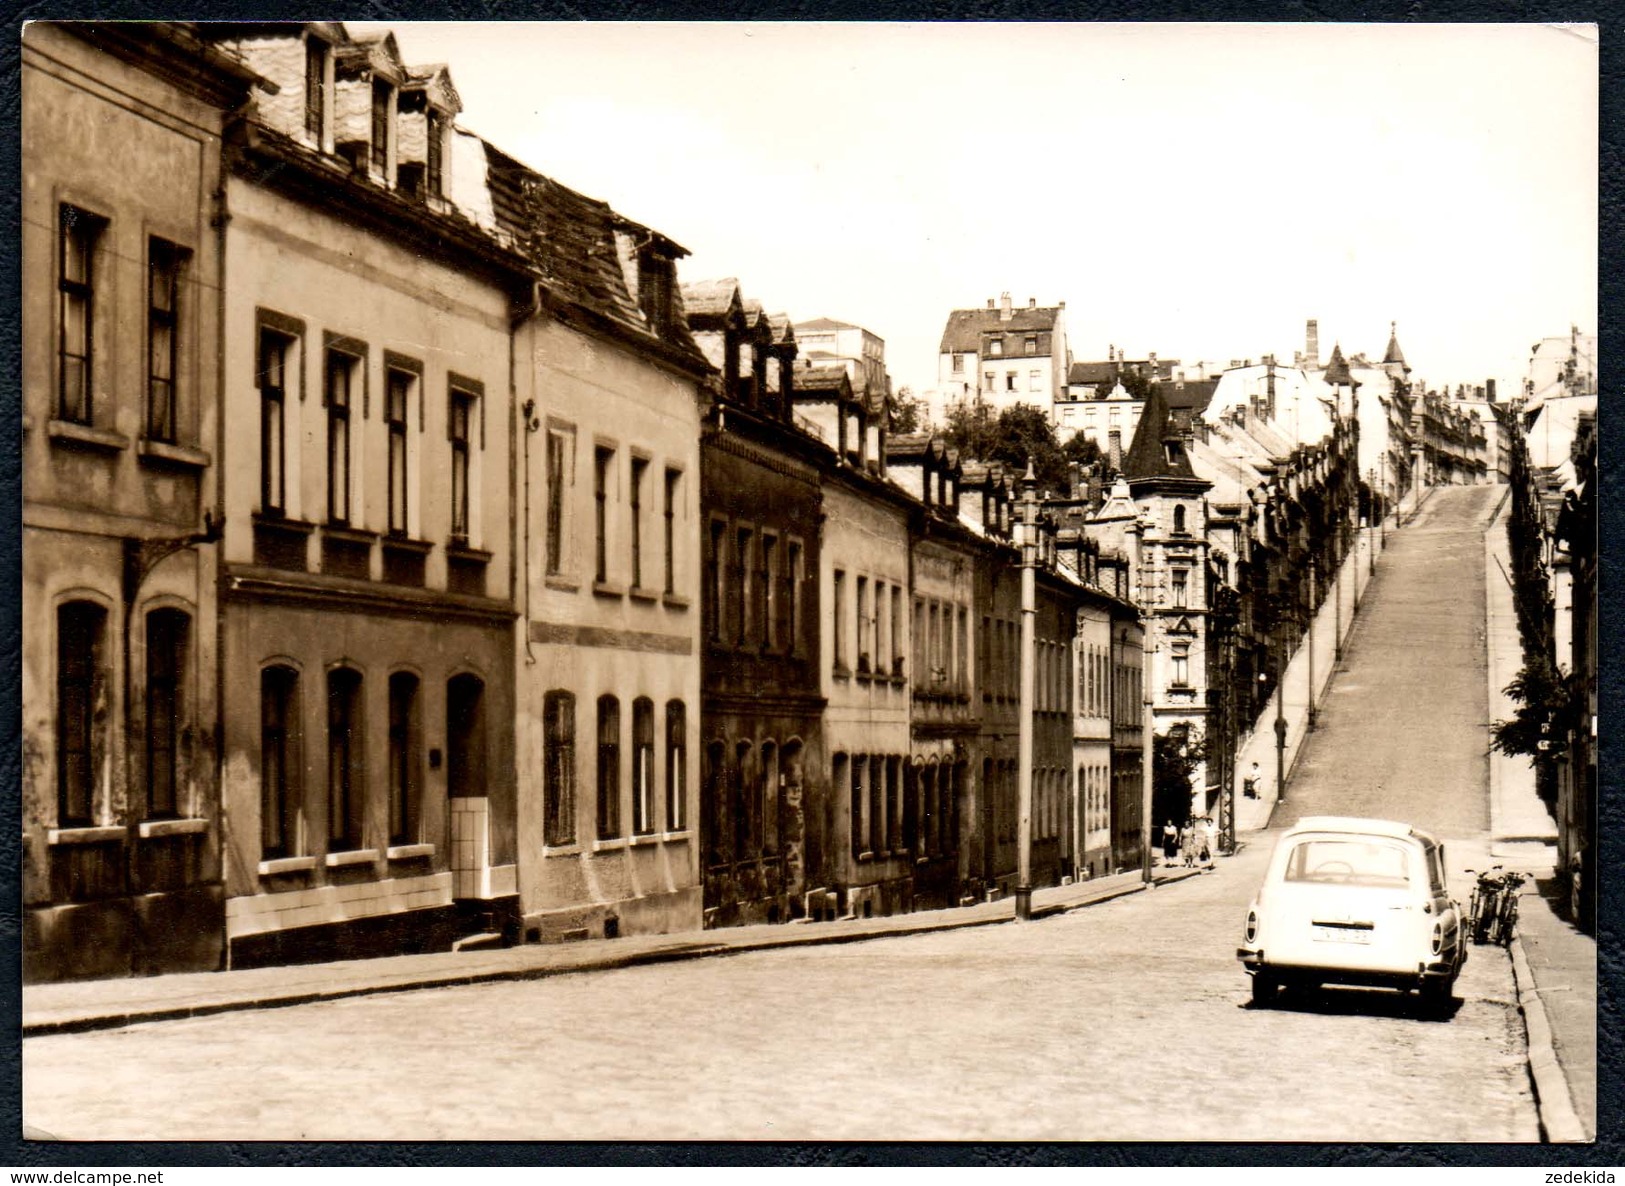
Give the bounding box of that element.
[1152,727,1205,827]
[1491,657,1584,810]
[1061,430,1104,472]
[886,384,925,435]
[941,401,1073,491]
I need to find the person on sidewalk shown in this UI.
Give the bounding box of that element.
[1201,817,1218,868]
[1162,820,1179,865]
[1244,761,1261,799]
[1180,819,1197,868]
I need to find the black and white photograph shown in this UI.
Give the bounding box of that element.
[17,19,1598,1147]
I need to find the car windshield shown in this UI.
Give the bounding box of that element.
[1283,838,1411,888]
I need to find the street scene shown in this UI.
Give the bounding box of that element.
[18,22,1596,1150]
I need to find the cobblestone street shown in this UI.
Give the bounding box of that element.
[21,488,1541,1143]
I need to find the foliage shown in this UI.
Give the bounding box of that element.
[1491,657,1584,764]
[1152,728,1207,827]
[941,401,1078,491]
[886,384,925,436]
[1061,431,1105,473]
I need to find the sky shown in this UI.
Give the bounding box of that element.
[356,21,1597,407]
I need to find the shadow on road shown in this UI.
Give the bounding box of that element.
[1244,983,1464,1023]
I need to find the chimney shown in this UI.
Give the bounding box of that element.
[1086,465,1102,509]
[1068,462,1082,499]
[1108,429,1123,474]
[999,292,1012,321]
[1486,378,1497,402]
[1305,319,1320,370]
[1028,297,1037,309]
[1148,351,1159,379]
[987,298,995,310]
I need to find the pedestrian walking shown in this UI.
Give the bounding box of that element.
[1162,820,1179,864]
[1180,819,1197,867]
[1201,816,1217,868]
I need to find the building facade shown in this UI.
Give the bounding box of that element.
[21,23,261,981]
[936,294,1069,421]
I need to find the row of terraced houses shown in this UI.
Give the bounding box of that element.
[23,22,1162,981]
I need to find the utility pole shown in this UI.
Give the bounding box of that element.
[1015,462,1038,920]
[1274,625,1288,805]
[1307,555,1318,731]
[1133,514,1155,886]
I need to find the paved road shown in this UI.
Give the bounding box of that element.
[22,487,1538,1142]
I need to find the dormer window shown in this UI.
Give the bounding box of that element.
[305,38,328,144]
[426,109,444,197]
[371,78,392,177]
[1025,336,1038,355]
[637,252,674,334]
[989,338,1003,357]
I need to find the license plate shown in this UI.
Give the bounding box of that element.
[1312,924,1372,944]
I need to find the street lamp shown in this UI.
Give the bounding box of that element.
[1014,460,1039,921]
[1307,554,1318,732]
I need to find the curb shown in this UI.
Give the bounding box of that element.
[24,871,1204,1039]
[1508,926,1588,1143]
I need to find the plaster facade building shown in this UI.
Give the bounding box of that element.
[936,293,1070,422]
[21,23,265,981]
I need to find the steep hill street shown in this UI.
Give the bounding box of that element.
[21,487,1541,1142]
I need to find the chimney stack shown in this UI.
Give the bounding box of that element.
[1028,297,1037,309]
[986,297,995,310]
[1108,429,1123,474]
[1486,378,1497,402]
[999,292,1013,321]
[1068,462,1082,499]
[1086,465,1102,509]
[1305,319,1320,370]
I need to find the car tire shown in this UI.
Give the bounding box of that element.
[1419,976,1454,1017]
[1251,971,1279,1007]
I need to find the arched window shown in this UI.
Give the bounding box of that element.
[734,740,754,857]
[1173,504,1187,534]
[704,740,726,866]
[144,608,189,820]
[543,690,575,846]
[261,665,300,858]
[326,667,364,850]
[388,672,421,846]
[632,698,655,835]
[56,601,107,827]
[760,740,779,855]
[665,701,686,832]
[596,695,620,840]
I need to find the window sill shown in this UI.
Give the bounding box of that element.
[323,524,379,545]
[323,848,379,868]
[47,419,128,454]
[386,843,435,861]
[592,837,628,853]
[661,592,690,610]
[592,580,626,600]
[543,574,580,593]
[47,825,125,846]
[258,855,316,876]
[543,842,582,857]
[138,817,208,839]
[856,850,876,863]
[832,664,851,681]
[137,439,211,470]
[381,535,433,555]
[446,541,493,563]
[630,832,661,847]
[628,586,660,603]
[660,830,691,843]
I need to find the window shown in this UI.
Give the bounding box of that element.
[447,674,486,801]
[952,354,964,374]
[893,589,906,677]
[1025,336,1038,356]
[629,457,648,588]
[593,446,612,582]
[326,668,364,851]
[543,691,575,846]
[596,695,620,840]
[706,519,726,640]
[258,327,292,515]
[983,372,995,393]
[387,673,419,845]
[856,576,870,671]
[786,541,803,655]
[663,469,680,594]
[632,698,655,835]
[638,252,674,333]
[1171,643,1190,688]
[58,206,103,425]
[665,701,686,831]
[849,754,866,856]
[386,369,412,536]
[147,239,183,442]
[885,756,899,850]
[304,38,327,141]
[760,741,780,855]
[450,386,477,541]
[545,426,573,575]
[426,109,444,197]
[704,741,726,865]
[324,349,357,525]
[1173,504,1187,534]
[56,602,106,827]
[1171,569,1188,608]
[261,666,300,858]
[989,338,1003,356]
[761,535,777,649]
[145,609,189,820]
[957,608,968,692]
[735,527,753,644]
[370,78,391,175]
[833,569,847,670]
[1005,373,1017,392]
[1029,369,1043,392]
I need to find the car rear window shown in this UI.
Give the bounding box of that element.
[1283,838,1412,888]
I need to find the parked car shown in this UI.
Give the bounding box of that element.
[1237,816,1466,1012]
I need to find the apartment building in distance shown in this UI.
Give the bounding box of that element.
[936,293,1070,421]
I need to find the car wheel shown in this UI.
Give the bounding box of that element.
[1251,971,1279,1007]
[1419,977,1454,1016]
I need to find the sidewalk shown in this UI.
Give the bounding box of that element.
[22,865,1205,1038]
[1481,489,1595,1142]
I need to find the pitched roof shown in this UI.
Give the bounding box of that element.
[939,305,1061,354]
[1068,361,1119,385]
[1383,321,1408,370]
[1322,343,1355,387]
[680,278,742,319]
[1123,389,1200,483]
[1163,379,1218,410]
[795,316,860,332]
